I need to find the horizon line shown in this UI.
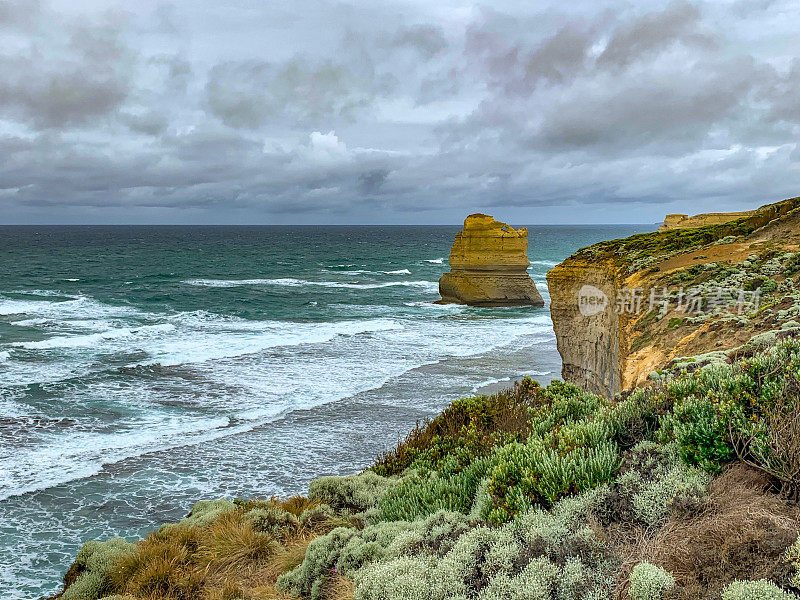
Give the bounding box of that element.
[0,222,659,227]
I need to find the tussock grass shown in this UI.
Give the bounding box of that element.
[61,495,348,600]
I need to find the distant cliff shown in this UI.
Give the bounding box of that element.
[438,214,544,307]
[547,196,800,397]
[659,210,756,231]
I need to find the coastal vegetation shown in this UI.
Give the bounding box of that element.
[53,337,800,600]
[572,196,800,271]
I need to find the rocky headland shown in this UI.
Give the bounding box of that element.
[548,196,800,397]
[658,210,757,231]
[437,214,544,306]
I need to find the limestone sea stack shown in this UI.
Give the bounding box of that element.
[437,214,544,307]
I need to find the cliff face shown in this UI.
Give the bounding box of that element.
[659,210,755,231]
[547,196,800,397]
[439,214,544,306]
[547,258,621,396]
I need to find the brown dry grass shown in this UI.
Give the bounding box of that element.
[81,496,350,600]
[317,573,355,600]
[611,464,800,600]
[731,394,800,502]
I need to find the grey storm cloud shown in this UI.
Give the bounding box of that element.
[595,1,712,68]
[0,6,134,129]
[391,25,448,59]
[1,0,799,224]
[204,56,385,129]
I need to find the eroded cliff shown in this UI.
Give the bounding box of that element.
[659,210,756,230]
[548,196,800,397]
[438,214,544,307]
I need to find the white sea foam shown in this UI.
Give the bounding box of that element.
[0,351,9,362]
[0,296,142,319]
[185,278,438,292]
[0,299,73,316]
[424,258,445,264]
[403,301,463,311]
[530,260,558,267]
[320,269,372,275]
[9,289,75,297]
[0,412,251,500]
[11,317,50,327]
[383,269,411,274]
[15,324,176,350]
[471,376,512,392]
[138,316,403,367]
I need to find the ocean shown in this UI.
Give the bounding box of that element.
[0,224,651,598]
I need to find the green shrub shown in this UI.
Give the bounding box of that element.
[308,471,397,513]
[598,442,709,527]
[487,440,620,522]
[173,499,236,528]
[659,396,733,473]
[374,379,659,525]
[658,339,800,495]
[784,252,800,277]
[373,379,538,477]
[721,580,795,599]
[628,562,675,600]
[243,506,299,536]
[378,457,492,521]
[485,384,658,523]
[61,538,135,600]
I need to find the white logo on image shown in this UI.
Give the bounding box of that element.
[577,285,608,317]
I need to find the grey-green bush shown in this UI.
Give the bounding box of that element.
[244,506,299,535]
[61,538,134,600]
[628,562,675,600]
[308,471,397,513]
[721,580,795,600]
[606,442,709,527]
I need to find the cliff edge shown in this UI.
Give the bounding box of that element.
[438,214,544,307]
[659,210,756,230]
[547,195,800,397]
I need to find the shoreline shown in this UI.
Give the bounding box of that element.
[14,326,559,600]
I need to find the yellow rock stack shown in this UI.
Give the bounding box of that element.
[438,214,544,307]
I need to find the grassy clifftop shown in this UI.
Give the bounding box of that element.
[53,338,800,600]
[572,196,800,271]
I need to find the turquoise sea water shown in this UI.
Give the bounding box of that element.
[0,224,651,598]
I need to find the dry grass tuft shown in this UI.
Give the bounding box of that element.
[87,496,332,600]
[110,526,202,598]
[318,573,356,600]
[199,521,280,572]
[267,537,314,578]
[278,495,321,516]
[612,463,800,600]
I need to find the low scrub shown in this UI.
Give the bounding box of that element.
[55,496,351,600]
[55,341,800,600]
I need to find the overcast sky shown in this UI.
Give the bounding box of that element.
[1,0,799,224]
